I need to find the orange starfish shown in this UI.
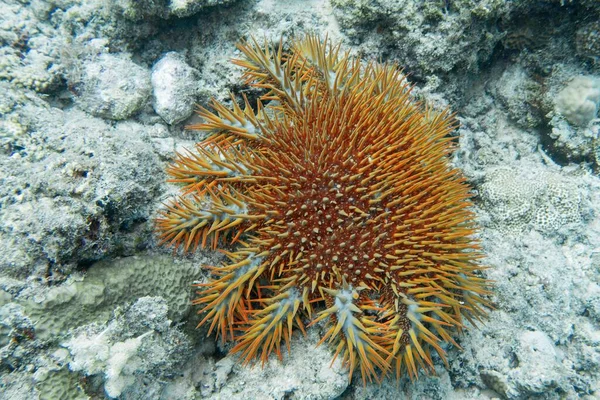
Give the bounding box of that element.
[156,34,490,384]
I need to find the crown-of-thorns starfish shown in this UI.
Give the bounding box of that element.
[156,34,491,384]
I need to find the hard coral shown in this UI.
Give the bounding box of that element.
[156,34,490,384]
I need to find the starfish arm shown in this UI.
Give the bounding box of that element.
[230,287,303,365]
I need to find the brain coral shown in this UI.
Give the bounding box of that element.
[157,35,490,383]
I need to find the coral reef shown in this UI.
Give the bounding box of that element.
[151,52,200,125]
[1,255,201,342]
[0,103,163,279]
[113,0,239,20]
[488,65,543,129]
[479,167,584,234]
[203,329,349,399]
[555,76,600,128]
[1,0,600,398]
[72,53,152,120]
[0,256,202,399]
[157,35,490,383]
[330,0,508,78]
[576,21,600,63]
[64,297,191,399]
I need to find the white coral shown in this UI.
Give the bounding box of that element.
[104,331,152,398]
[65,328,153,398]
[555,76,600,127]
[64,328,110,376]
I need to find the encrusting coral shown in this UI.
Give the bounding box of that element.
[156,34,490,384]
